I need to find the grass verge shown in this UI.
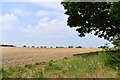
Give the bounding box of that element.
[1,50,120,78]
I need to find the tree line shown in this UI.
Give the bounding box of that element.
[0,44,15,47]
[23,45,82,48]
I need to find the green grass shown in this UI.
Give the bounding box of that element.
[0,67,2,79]
[1,50,119,78]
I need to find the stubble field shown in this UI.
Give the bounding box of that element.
[1,47,102,67]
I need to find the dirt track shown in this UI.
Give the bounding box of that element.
[1,47,102,67]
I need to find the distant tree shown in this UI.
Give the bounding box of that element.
[98,46,106,48]
[55,46,65,48]
[59,46,64,48]
[61,46,64,48]
[37,46,39,48]
[50,46,53,48]
[68,46,73,48]
[98,42,109,49]
[10,45,15,47]
[104,42,109,48]
[32,46,35,48]
[56,46,59,48]
[44,46,47,48]
[23,45,26,47]
[76,46,82,48]
[0,44,15,47]
[68,46,70,48]
[40,46,43,48]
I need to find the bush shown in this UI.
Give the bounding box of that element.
[112,39,120,48]
[112,34,120,48]
[105,49,120,76]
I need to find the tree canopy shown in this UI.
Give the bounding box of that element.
[61,2,120,41]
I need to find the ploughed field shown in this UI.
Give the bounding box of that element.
[2,47,102,67]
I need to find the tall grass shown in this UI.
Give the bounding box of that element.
[2,50,119,78]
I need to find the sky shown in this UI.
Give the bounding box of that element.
[0,1,114,48]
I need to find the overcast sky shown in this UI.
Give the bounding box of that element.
[0,2,113,48]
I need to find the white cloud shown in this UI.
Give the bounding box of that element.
[11,8,32,16]
[22,2,71,35]
[0,14,19,31]
[22,16,74,36]
[22,3,73,36]
[12,8,24,16]
[36,10,49,18]
[36,10,63,18]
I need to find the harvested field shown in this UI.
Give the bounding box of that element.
[1,47,102,67]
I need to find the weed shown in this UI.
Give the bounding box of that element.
[32,71,44,78]
[25,64,33,69]
[35,62,43,65]
[2,69,12,78]
[64,57,68,59]
[45,61,62,70]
